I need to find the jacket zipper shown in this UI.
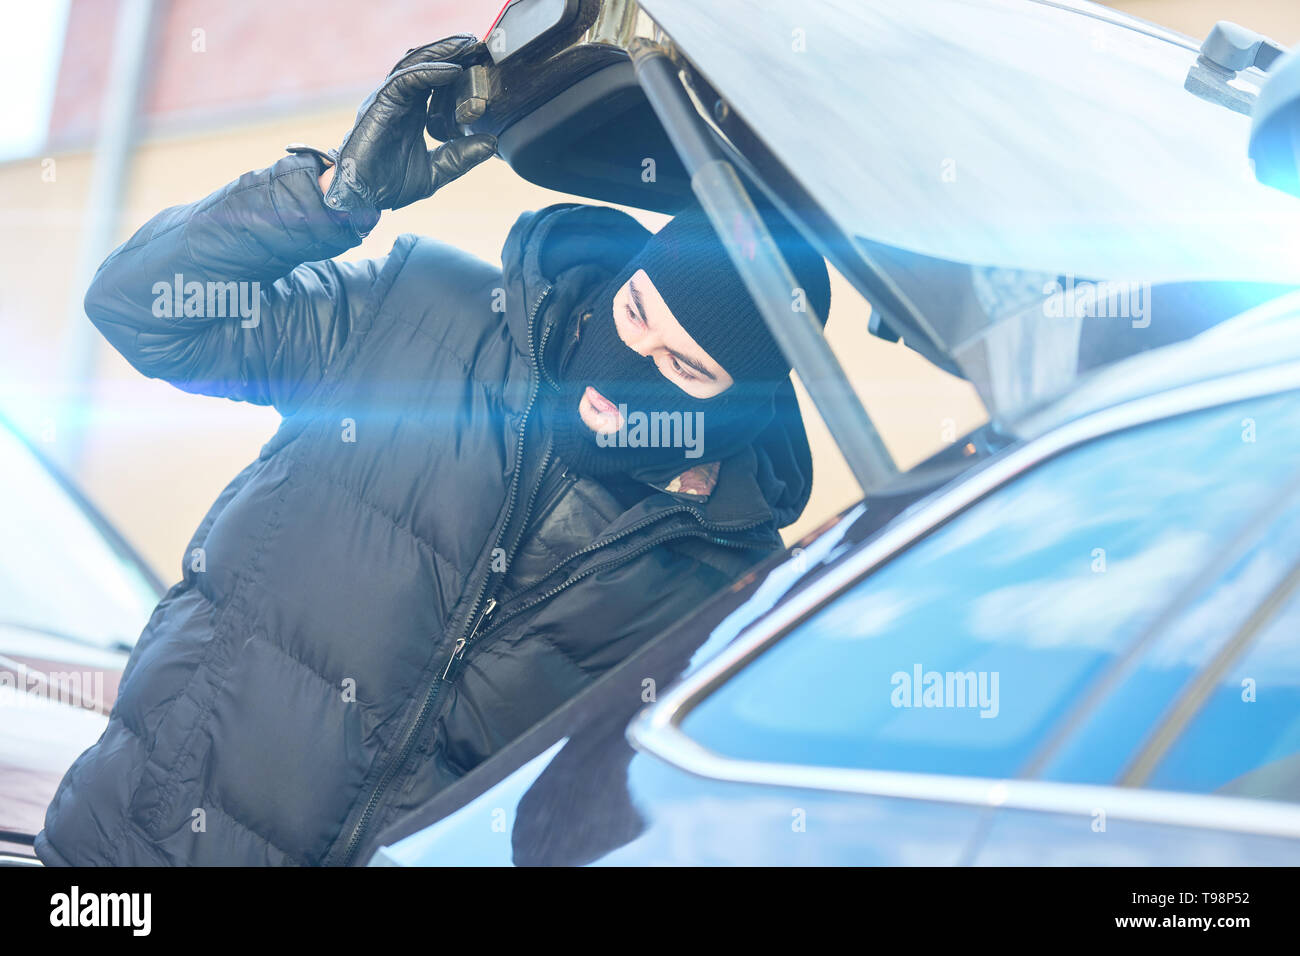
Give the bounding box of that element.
[536,304,563,392]
[337,283,552,866]
[501,438,555,579]
[453,283,554,640]
[442,597,496,678]
[441,509,767,681]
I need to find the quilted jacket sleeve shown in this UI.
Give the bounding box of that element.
[83,151,390,413]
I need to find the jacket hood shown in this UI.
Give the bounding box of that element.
[500,203,815,531]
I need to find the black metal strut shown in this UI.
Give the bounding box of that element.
[629,39,898,494]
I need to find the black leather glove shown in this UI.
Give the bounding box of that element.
[321,35,497,221]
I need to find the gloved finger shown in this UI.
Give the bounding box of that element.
[429,134,498,190]
[426,98,458,142]
[383,61,465,99]
[389,34,482,75]
[370,62,464,120]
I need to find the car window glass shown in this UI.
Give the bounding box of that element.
[1144,581,1300,803]
[1032,489,1300,785]
[680,393,1300,779]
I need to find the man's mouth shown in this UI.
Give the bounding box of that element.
[586,386,617,415]
[579,385,624,435]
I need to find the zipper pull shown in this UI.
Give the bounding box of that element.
[441,638,467,680]
[470,598,498,642]
[442,598,497,680]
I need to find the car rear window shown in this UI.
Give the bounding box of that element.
[679,393,1300,779]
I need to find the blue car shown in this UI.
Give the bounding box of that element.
[360,0,1300,864]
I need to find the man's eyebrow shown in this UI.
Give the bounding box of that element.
[630,276,718,381]
[671,350,717,380]
[629,277,650,325]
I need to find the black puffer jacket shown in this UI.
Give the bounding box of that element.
[36,151,813,866]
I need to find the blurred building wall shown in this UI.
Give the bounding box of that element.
[0,0,1294,576]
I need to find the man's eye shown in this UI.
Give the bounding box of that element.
[623,304,645,328]
[670,356,699,381]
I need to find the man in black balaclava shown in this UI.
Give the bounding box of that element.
[39,35,834,867]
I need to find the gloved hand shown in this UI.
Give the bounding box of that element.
[322,35,498,221]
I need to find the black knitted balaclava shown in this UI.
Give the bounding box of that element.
[548,203,831,479]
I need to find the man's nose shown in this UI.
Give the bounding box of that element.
[625,324,663,357]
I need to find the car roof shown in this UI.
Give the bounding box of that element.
[1010,290,1300,439]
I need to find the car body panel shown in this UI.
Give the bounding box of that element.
[378,743,990,866]
[0,672,113,845]
[970,809,1300,866]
